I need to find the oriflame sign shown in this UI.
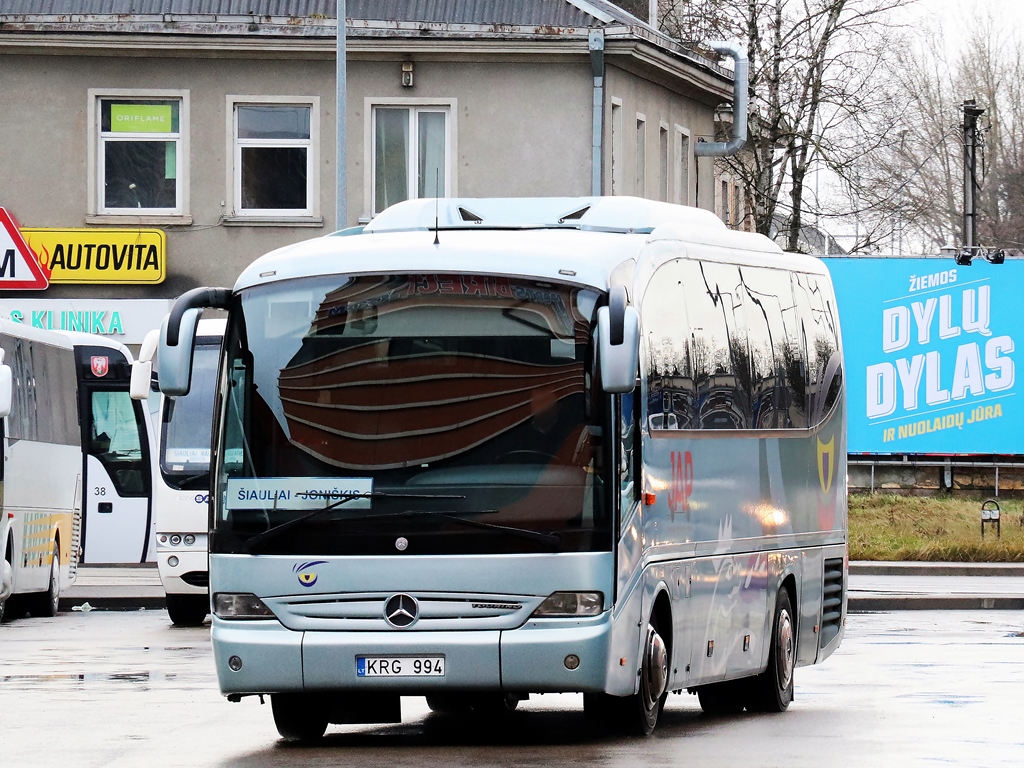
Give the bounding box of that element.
[20,228,166,284]
[823,257,1019,454]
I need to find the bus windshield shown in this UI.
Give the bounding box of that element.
[212,273,611,556]
[161,341,219,490]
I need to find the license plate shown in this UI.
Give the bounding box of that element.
[356,656,445,677]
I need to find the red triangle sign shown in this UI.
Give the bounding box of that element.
[0,207,50,290]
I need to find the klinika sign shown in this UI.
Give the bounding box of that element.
[0,299,173,344]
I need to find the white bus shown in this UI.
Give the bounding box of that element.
[60,333,155,564]
[134,319,223,626]
[0,319,83,621]
[156,197,848,739]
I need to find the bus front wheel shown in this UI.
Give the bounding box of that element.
[271,693,329,741]
[165,593,209,627]
[748,588,795,712]
[584,616,669,735]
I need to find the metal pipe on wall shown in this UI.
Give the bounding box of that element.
[336,0,347,229]
[589,29,605,197]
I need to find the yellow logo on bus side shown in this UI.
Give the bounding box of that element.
[817,435,835,493]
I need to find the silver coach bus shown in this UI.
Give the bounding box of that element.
[154,197,847,739]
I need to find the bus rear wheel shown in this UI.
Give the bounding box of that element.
[271,693,329,741]
[748,588,795,712]
[28,540,60,618]
[165,593,209,627]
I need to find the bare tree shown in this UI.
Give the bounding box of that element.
[660,0,912,252]
[855,13,1024,252]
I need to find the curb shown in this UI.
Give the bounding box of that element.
[850,562,1024,577]
[848,595,1024,612]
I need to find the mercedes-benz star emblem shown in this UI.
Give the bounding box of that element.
[384,593,419,628]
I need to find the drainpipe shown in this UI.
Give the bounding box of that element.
[590,29,605,196]
[694,41,748,158]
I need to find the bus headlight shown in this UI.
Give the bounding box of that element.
[531,591,603,618]
[213,592,275,619]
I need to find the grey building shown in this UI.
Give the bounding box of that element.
[0,1,735,339]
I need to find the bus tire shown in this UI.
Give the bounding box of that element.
[749,588,795,712]
[271,693,329,741]
[28,540,60,618]
[470,693,520,714]
[588,615,669,735]
[425,694,473,714]
[165,593,209,627]
[697,679,748,715]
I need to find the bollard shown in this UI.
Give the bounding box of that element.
[980,499,1001,539]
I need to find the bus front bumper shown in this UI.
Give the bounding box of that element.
[212,615,614,697]
[156,548,208,596]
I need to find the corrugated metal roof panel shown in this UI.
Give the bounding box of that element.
[0,0,618,25]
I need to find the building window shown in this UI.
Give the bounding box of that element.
[636,115,647,196]
[369,102,452,215]
[675,127,691,205]
[720,179,731,225]
[229,97,319,219]
[89,89,189,221]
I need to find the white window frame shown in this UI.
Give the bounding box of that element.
[674,125,692,206]
[364,98,457,218]
[225,95,320,224]
[636,113,647,197]
[658,122,670,202]
[610,97,623,195]
[88,88,190,225]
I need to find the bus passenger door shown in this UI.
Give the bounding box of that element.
[81,390,152,563]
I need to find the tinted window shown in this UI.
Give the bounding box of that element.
[684,262,751,429]
[794,272,843,423]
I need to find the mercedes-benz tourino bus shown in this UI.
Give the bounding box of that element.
[155,197,848,739]
[0,319,83,621]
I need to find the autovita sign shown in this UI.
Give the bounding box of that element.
[20,228,166,284]
[823,257,1020,454]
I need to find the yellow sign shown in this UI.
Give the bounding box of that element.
[20,228,166,284]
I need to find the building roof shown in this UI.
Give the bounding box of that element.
[3,1,634,28]
[0,0,731,85]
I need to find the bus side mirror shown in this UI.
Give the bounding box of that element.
[598,285,639,394]
[130,328,160,401]
[158,308,200,397]
[0,358,11,419]
[158,286,231,397]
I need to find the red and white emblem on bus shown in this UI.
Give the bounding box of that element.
[91,355,110,377]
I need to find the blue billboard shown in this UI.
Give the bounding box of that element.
[823,257,1020,454]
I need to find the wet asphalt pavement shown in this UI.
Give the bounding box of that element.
[2,609,1023,767]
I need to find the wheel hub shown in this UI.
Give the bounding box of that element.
[777,610,794,689]
[643,625,669,703]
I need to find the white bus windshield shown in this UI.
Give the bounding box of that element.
[161,340,219,490]
[213,274,612,556]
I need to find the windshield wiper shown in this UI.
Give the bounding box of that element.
[243,491,464,553]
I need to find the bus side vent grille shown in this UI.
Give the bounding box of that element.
[820,558,844,646]
[69,511,82,581]
[458,206,483,222]
[180,570,209,588]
